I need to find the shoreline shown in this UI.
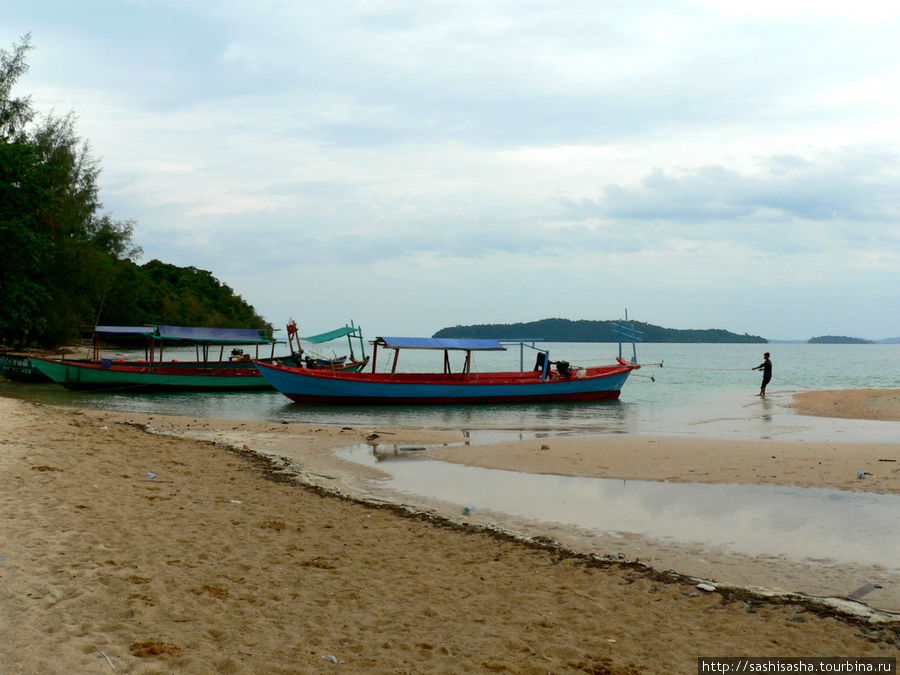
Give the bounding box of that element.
[1,390,898,672]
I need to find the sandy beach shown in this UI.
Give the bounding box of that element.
[1,390,898,673]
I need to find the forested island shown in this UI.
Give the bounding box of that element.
[808,336,872,344]
[1,37,268,348]
[434,318,766,343]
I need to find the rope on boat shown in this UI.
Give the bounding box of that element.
[657,366,746,371]
[771,376,817,390]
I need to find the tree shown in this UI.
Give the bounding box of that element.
[0,36,48,345]
[1,36,268,347]
[0,34,33,142]
[0,35,140,347]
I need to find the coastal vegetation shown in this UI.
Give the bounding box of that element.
[434,318,766,343]
[0,36,267,348]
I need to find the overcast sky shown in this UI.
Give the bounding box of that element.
[7,1,900,340]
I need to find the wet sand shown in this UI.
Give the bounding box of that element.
[791,388,900,423]
[1,391,898,673]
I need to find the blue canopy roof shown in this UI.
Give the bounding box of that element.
[94,325,279,344]
[377,337,506,351]
[155,325,277,344]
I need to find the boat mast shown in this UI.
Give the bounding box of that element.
[615,309,642,365]
[347,321,356,360]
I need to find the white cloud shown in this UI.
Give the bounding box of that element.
[5,0,900,339]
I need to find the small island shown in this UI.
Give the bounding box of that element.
[434,318,767,343]
[807,336,872,344]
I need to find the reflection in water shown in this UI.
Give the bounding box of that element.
[372,445,428,462]
[0,381,631,430]
[760,397,773,425]
[342,444,900,569]
[6,375,898,444]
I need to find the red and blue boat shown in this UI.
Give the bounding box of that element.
[255,336,640,405]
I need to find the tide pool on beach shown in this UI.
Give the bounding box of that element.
[342,441,900,566]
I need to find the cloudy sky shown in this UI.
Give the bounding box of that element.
[7,1,900,340]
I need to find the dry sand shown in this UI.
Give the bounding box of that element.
[1,391,898,673]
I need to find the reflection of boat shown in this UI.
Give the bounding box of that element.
[286,320,369,372]
[256,337,640,405]
[29,325,282,392]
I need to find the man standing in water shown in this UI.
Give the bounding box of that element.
[752,352,772,397]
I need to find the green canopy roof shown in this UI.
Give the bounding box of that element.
[300,326,360,344]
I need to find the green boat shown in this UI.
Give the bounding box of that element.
[29,325,282,392]
[28,356,274,391]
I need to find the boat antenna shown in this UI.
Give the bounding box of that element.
[93,285,110,327]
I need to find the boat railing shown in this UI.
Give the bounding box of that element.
[497,339,550,379]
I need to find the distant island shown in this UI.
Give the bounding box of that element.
[433,318,766,343]
[807,336,872,344]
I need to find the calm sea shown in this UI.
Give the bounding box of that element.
[4,342,898,442]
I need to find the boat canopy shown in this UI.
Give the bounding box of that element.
[301,326,360,344]
[94,325,156,337]
[94,325,279,344]
[376,337,506,351]
[155,326,278,344]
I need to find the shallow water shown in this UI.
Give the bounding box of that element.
[340,443,900,570]
[5,342,900,438]
[4,364,897,445]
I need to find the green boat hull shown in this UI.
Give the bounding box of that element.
[1,353,53,382]
[29,357,272,392]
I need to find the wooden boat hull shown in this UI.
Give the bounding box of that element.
[254,361,637,405]
[29,357,272,392]
[0,353,53,382]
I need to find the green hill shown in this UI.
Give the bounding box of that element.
[433,318,766,343]
[97,259,269,332]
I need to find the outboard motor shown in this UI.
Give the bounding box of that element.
[555,360,571,378]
